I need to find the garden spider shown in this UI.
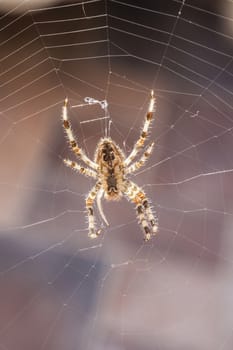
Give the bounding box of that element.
[62,91,158,241]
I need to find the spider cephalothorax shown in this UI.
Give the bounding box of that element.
[62,91,158,241]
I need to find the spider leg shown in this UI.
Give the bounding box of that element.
[62,99,98,170]
[124,90,156,167]
[125,141,154,175]
[142,198,158,235]
[63,158,97,179]
[97,188,109,226]
[124,180,158,241]
[86,182,102,238]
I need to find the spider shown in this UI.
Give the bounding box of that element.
[62,91,158,241]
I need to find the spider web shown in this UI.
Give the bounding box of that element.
[0,0,233,349]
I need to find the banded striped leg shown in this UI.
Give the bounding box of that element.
[63,159,97,179]
[125,142,154,175]
[124,180,158,241]
[86,182,101,238]
[142,198,158,236]
[124,90,156,166]
[62,99,98,170]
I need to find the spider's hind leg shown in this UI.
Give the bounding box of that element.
[125,141,154,175]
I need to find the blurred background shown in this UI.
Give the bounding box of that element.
[0,0,233,349]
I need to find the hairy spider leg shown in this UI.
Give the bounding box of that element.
[124,180,157,241]
[86,182,102,238]
[63,158,97,178]
[62,99,98,170]
[124,90,156,166]
[125,142,154,174]
[142,198,158,235]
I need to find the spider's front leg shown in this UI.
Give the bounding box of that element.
[86,182,102,238]
[124,180,158,241]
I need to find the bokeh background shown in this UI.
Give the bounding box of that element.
[0,0,233,349]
